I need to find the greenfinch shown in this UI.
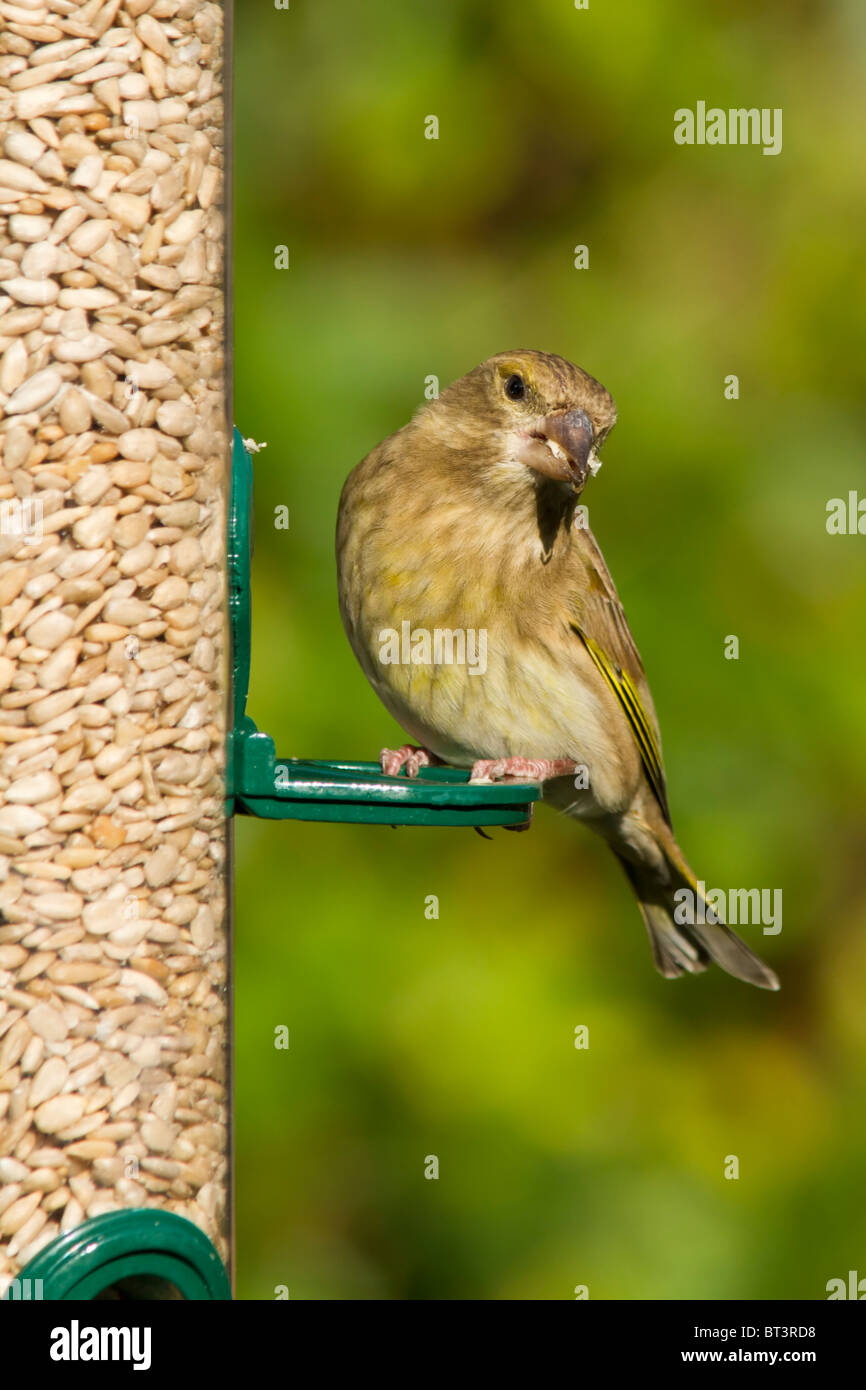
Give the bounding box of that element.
[336,350,778,990]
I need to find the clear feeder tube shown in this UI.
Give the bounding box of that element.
[0,0,231,1292]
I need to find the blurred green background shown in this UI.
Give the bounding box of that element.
[233,0,866,1298]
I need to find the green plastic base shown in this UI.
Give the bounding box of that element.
[5,1211,230,1301]
[228,429,539,827]
[233,725,536,826]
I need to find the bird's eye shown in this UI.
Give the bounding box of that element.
[505,373,526,400]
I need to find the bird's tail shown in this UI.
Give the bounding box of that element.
[615,850,780,991]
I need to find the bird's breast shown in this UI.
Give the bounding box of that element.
[337,497,636,813]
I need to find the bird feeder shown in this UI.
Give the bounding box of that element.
[0,0,537,1304]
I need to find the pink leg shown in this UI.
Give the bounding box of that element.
[380,744,444,778]
[469,757,578,784]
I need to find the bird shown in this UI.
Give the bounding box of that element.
[336,350,779,990]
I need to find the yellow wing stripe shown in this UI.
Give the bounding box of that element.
[617,670,661,775]
[618,674,668,812]
[573,626,671,824]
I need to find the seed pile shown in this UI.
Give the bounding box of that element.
[0,0,229,1292]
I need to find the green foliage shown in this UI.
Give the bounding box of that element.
[234,0,866,1299]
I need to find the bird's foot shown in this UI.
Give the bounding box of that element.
[469,757,578,785]
[380,744,443,778]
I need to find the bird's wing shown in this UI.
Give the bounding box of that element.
[568,528,671,825]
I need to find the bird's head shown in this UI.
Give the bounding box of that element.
[425,350,617,497]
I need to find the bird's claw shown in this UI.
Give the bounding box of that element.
[380,744,442,778]
[468,757,578,784]
[505,806,535,831]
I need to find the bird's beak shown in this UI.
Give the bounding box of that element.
[518,408,597,492]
